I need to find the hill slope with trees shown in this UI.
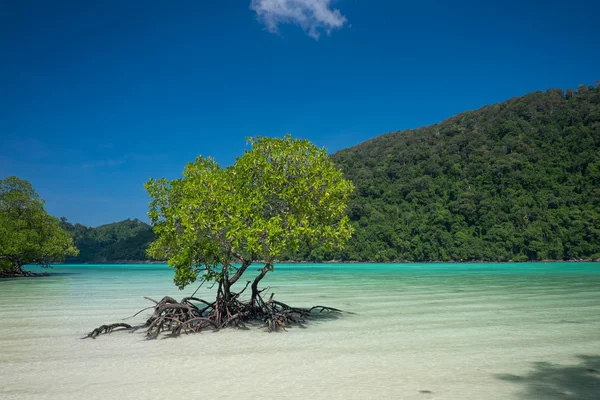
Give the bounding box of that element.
[312,85,599,262]
[60,219,155,263]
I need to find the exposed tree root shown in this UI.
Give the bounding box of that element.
[83,323,133,339]
[85,283,343,340]
[0,270,50,278]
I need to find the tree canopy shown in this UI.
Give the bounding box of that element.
[146,135,354,289]
[0,177,78,274]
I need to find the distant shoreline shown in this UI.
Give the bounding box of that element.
[2,259,598,280]
[57,258,600,265]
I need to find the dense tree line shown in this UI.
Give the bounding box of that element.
[60,218,155,263]
[294,85,599,262]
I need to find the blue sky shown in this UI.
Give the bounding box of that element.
[1,0,598,226]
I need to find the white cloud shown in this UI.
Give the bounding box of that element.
[250,0,348,39]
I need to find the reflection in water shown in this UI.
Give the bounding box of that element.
[498,355,600,400]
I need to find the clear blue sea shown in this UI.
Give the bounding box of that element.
[1,263,599,399]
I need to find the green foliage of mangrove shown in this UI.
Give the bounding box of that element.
[146,135,354,289]
[0,177,78,274]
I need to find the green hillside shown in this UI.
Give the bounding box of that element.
[60,218,155,263]
[61,85,600,263]
[297,85,600,262]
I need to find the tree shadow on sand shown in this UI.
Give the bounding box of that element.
[497,355,600,400]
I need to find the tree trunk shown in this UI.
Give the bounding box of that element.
[250,263,272,309]
[11,261,24,275]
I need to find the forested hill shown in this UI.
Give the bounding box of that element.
[60,85,600,263]
[312,85,599,262]
[60,218,155,263]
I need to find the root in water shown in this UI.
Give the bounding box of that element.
[83,323,133,339]
[85,283,343,340]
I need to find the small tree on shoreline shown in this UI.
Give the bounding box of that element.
[133,135,354,334]
[0,177,78,275]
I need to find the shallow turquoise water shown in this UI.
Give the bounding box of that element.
[1,263,599,399]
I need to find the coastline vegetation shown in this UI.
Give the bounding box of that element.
[0,177,78,276]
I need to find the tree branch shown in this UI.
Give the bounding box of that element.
[229,259,252,286]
